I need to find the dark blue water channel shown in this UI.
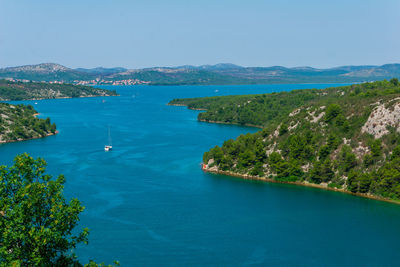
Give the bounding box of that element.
[1,84,400,266]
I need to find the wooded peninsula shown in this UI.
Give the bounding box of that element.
[169,79,400,202]
[0,103,56,143]
[0,79,118,101]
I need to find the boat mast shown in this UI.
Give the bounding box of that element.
[108,126,112,146]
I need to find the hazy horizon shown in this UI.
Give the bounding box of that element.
[1,61,399,71]
[1,0,399,69]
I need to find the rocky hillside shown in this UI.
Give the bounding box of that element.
[0,79,118,101]
[0,63,95,82]
[170,79,400,202]
[0,103,56,143]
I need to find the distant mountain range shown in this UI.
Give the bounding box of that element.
[1,63,400,85]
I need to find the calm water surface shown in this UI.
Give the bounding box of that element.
[1,84,400,266]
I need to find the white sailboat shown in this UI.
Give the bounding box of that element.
[104,126,112,151]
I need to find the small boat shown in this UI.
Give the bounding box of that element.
[104,126,112,151]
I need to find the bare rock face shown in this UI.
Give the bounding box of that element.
[353,142,371,159]
[308,109,325,123]
[289,108,301,117]
[361,102,400,138]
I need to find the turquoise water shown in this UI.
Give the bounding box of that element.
[1,84,400,266]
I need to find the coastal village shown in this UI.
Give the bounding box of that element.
[4,77,151,86]
[73,78,151,86]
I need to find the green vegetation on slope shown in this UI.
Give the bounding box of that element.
[0,79,118,101]
[170,79,400,128]
[170,89,319,127]
[0,154,119,266]
[0,103,56,143]
[111,69,252,85]
[170,79,400,201]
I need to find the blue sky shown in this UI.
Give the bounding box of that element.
[1,0,399,68]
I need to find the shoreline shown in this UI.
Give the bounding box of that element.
[167,103,207,111]
[198,119,263,129]
[0,94,119,102]
[0,131,58,145]
[167,103,263,128]
[0,109,59,145]
[155,82,356,86]
[202,166,400,205]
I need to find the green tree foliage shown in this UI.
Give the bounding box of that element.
[347,171,373,193]
[238,150,256,169]
[324,104,342,122]
[390,78,399,86]
[279,123,288,136]
[327,133,340,150]
[342,120,350,133]
[171,89,319,127]
[0,154,87,265]
[318,145,331,160]
[219,155,234,171]
[309,160,334,184]
[335,114,346,126]
[369,139,382,158]
[392,145,400,159]
[363,154,374,168]
[374,158,400,198]
[268,152,302,179]
[339,145,358,173]
[250,162,264,176]
[0,154,117,266]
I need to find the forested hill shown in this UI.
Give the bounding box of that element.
[169,79,400,202]
[1,63,400,85]
[0,79,118,101]
[0,103,57,143]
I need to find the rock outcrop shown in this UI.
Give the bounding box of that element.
[361,102,400,138]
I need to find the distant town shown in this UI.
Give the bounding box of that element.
[4,77,151,86]
[74,78,151,86]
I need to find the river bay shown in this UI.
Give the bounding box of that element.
[1,84,400,266]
